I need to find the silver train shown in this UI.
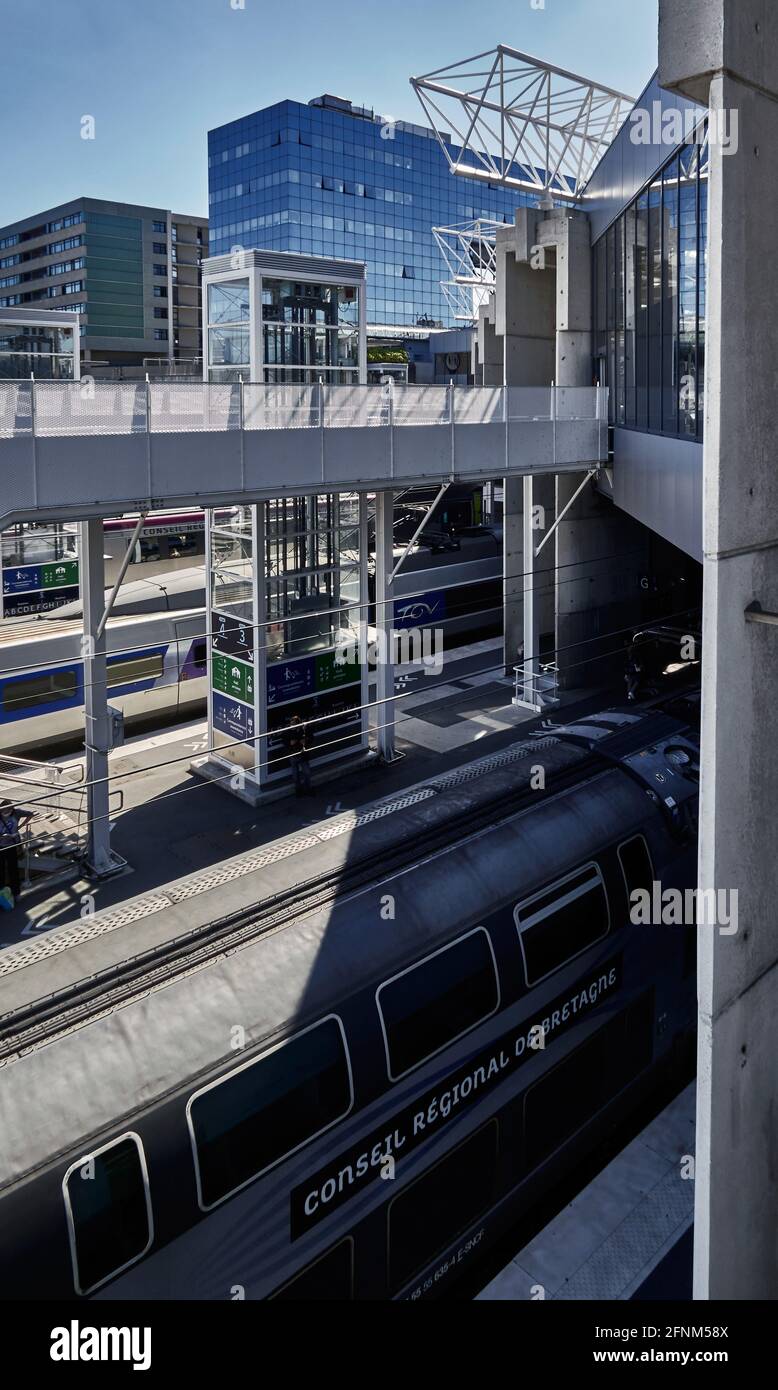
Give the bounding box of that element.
[0,695,700,1300]
[0,594,206,755]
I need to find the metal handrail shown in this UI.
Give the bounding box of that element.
[0,381,607,441]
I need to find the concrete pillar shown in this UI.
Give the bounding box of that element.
[660,0,778,1299]
[375,489,396,762]
[503,476,523,675]
[475,302,503,386]
[80,518,121,878]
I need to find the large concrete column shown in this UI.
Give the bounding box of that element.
[375,489,396,762]
[80,519,121,878]
[497,216,557,680]
[660,0,778,1299]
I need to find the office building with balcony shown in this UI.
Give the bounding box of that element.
[206,95,537,340]
[0,198,208,369]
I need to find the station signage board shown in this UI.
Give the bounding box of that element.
[212,691,255,743]
[212,653,254,704]
[2,557,80,618]
[267,656,316,706]
[315,651,360,691]
[3,565,42,595]
[211,610,254,663]
[41,560,79,589]
[3,588,78,617]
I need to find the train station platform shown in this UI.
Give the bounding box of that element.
[476,1082,696,1302]
[0,636,613,950]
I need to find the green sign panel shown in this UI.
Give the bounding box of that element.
[212,653,254,704]
[41,560,79,590]
[315,651,361,692]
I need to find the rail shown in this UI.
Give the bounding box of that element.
[0,381,608,526]
[0,380,607,439]
[512,661,560,712]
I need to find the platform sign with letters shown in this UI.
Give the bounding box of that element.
[1,556,80,618]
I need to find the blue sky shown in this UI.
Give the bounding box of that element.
[0,0,658,225]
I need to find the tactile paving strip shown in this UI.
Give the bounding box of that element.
[0,737,560,977]
[552,1168,694,1300]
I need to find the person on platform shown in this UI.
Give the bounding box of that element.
[284,714,314,797]
[0,800,32,906]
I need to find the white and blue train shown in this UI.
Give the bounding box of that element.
[0,591,207,755]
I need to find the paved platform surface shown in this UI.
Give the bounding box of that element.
[1,637,612,949]
[476,1083,696,1302]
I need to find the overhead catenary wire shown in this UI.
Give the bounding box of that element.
[0,548,697,687]
[6,602,702,826]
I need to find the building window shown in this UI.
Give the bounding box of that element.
[187,1015,353,1209]
[152,241,167,255]
[153,263,167,277]
[153,328,169,340]
[153,308,168,319]
[153,285,167,298]
[63,1133,153,1295]
[152,219,166,233]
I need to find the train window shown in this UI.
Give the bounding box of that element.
[376,929,500,1082]
[269,1239,354,1301]
[63,1133,153,1296]
[618,835,654,903]
[1,668,78,715]
[387,1121,499,1292]
[106,653,165,688]
[187,1015,353,1211]
[514,864,610,988]
[523,994,653,1168]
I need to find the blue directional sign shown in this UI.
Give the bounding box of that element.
[267,656,316,706]
[3,564,42,595]
[212,692,255,743]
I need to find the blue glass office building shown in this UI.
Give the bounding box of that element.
[207,96,535,328]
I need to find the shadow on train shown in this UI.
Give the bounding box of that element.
[0,675,701,1302]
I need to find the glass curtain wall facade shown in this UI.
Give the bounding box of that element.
[207,99,533,328]
[594,123,708,439]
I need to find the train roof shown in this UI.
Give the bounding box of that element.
[48,567,206,622]
[0,713,687,1190]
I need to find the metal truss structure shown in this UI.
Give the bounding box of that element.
[411,47,635,201]
[432,218,500,322]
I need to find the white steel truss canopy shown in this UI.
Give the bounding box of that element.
[411,47,635,200]
[432,218,499,322]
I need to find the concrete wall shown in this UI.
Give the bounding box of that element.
[660,0,778,1300]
